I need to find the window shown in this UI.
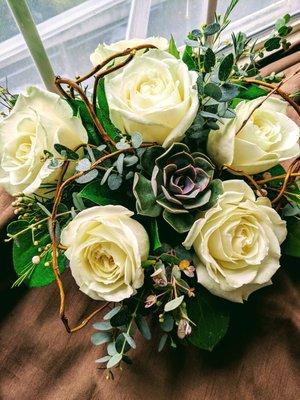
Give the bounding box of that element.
[0,0,299,93]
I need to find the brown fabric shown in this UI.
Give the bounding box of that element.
[0,57,299,400]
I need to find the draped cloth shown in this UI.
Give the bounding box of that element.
[0,54,299,400]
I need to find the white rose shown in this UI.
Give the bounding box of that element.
[207,97,299,174]
[105,49,199,147]
[61,205,149,302]
[90,36,169,66]
[183,180,287,303]
[0,86,88,196]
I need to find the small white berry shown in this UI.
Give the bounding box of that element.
[32,255,40,265]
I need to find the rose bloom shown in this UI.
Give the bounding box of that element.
[90,37,169,66]
[61,206,149,302]
[183,180,287,303]
[0,86,88,196]
[207,97,299,174]
[105,49,199,147]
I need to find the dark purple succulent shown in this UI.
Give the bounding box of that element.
[133,143,222,233]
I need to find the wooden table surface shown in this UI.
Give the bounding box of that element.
[0,56,299,400]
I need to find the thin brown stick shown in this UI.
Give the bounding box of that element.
[256,172,300,185]
[75,44,157,84]
[55,77,115,147]
[49,143,155,333]
[224,164,266,197]
[243,78,300,116]
[92,51,136,112]
[271,157,300,204]
[236,68,300,136]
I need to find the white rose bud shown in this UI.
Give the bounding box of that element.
[105,49,199,147]
[183,180,287,303]
[207,97,299,174]
[0,86,88,196]
[61,205,149,302]
[90,37,169,67]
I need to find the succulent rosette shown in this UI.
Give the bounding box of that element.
[134,143,222,233]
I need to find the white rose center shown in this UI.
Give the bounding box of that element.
[239,110,282,152]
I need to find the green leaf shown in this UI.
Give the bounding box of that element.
[182,44,197,71]
[168,34,180,59]
[164,295,184,312]
[135,316,151,340]
[163,210,194,233]
[220,83,240,102]
[264,37,281,52]
[13,229,65,288]
[187,286,230,351]
[103,306,122,320]
[107,174,122,191]
[93,321,112,331]
[158,333,168,352]
[91,331,112,345]
[204,22,220,36]
[204,48,215,72]
[238,84,268,100]
[107,353,122,369]
[160,314,174,332]
[75,169,98,184]
[204,82,222,101]
[54,143,79,160]
[79,180,120,206]
[95,355,111,364]
[224,0,239,21]
[218,53,234,81]
[196,74,204,95]
[7,220,29,236]
[150,219,162,251]
[282,217,300,257]
[67,99,102,145]
[96,78,122,141]
[133,173,162,217]
[131,132,143,148]
[278,25,292,37]
[140,145,164,177]
[123,333,136,349]
[160,253,180,265]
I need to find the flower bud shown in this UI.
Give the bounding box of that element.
[177,319,192,339]
[145,294,157,308]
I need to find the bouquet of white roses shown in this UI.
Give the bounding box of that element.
[1,0,299,375]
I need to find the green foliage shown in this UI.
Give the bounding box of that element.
[54,143,79,160]
[133,173,162,217]
[149,219,162,251]
[79,180,121,206]
[168,34,180,59]
[96,78,122,142]
[67,98,101,146]
[12,227,65,288]
[187,286,230,351]
[182,43,197,71]
[218,53,234,81]
[203,48,215,72]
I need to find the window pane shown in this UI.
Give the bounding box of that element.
[0,0,131,92]
[147,0,205,46]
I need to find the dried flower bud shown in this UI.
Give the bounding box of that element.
[177,319,192,339]
[183,265,196,278]
[145,294,157,308]
[256,188,267,197]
